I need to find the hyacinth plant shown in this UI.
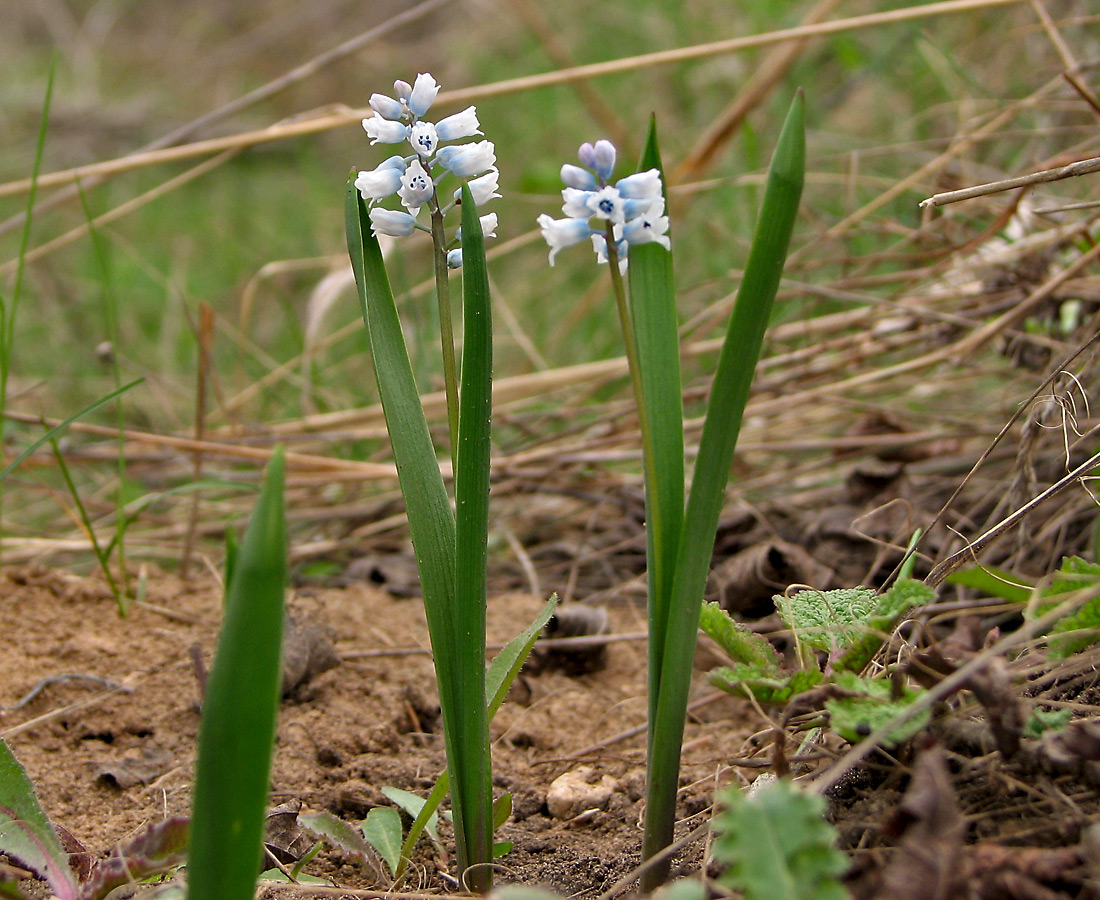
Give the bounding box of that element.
[537,93,804,890]
[345,73,500,893]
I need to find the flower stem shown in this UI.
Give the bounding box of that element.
[431,202,460,474]
[604,226,648,426]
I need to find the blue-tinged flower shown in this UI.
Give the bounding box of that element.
[537,214,593,265]
[363,116,409,145]
[369,93,404,121]
[591,233,629,274]
[455,213,500,243]
[393,80,413,104]
[616,168,663,200]
[561,188,595,219]
[369,207,419,237]
[447,249,464,268]
[577,142,598,170]
[355,155,406,203]
[620,200,670,250]
[437,140,496,178]
[398,158,434,213]
[561,164,597,191]
[592,140,616,181]
[459,169,501,206]
[407,73,439,117]
[622,196,659,219]
[409,121,438,158]
[586,186,627,223]
[435,106,481,141]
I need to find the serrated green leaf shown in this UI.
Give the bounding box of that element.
[81,816,188,900]
[709,665,822,705]
[0,740,76,900]
[1029,557,1100,658]
[776,587,878,656]
[1024,707,1073,738]
[826,673,929,746]
[699,602,781,673]
[835,578,935,673]
[300,810,373,859]
[362,807,403,878]
[712,779,848,900]
[382,787,439,842]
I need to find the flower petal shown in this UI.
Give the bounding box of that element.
[537,213,592,265]
[435,106,482,141]
[369,208,419,237]
[369,93,405,121]
[363,116,409,145]
[436,140,496,178]
[561,164,597,191]
[408,73,440,117]
[398,158,435,211]
[354,156,406,202]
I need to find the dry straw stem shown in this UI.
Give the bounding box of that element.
[920,155,1100,209]
[0,0,1028,201]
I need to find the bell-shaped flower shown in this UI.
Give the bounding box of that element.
[363,116,409,145]
[447,249,464,269]
[591,140,616,181]
[398,158,434,213]
[621,205,670,250]
[455,213,499,243]
[561,164,597,191]
[369,93,404,121]
[393,80,413,104]
[577,142,598,170]
[409,121,438,158]
[369,207,419,238]
[591,233,629,274]
[458,169,501,206]
[435,107,481,141]
[586,185,627,224]
[354,155,406,203]
[537,214,593,265]
[561,187,596,219]
[616,168,663,200]
[623,196,661,220]
[407,73,439,117]
[437,140,496,178]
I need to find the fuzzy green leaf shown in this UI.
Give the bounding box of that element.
[1030,557,1100,658]
[775,587,878,655]
[382,787,439,842]
[699,601,781,673]
[826,672,929,746]
[188,448,286,900]
[0,740,76,900]
[712,779,849,900]
[709,665,823,705]
[362,808,403,878]
[835,578,935,673]
[487,594,559,717]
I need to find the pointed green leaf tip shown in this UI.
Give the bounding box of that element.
[188,447,287,900]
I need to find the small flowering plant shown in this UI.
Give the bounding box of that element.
[537,139,669,272]
[345,73,504,893]
[536,97,805,891]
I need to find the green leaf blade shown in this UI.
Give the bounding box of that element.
[642,92,805,886]
[188,448,287,900]
[362,807,403,878]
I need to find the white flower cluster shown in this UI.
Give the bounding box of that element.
[537,140,670,272]
[354,73,499,268]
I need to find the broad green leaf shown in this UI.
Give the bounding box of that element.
[699,602,781,673]
[826,672,929,746]
[0,739,76,900]
[1029,557,1100,658]
[382,787,439,841]
[188,448,286,900]
[491,793,512,831]
[709,665,822,705]
[653,880,707,900]
[776,588,878,656]
[492,841,513,858]
[712,779,848,900]
[834,578,934,673]
[300,810,375,862]
[362,807,403,878]
[643,93,805,888]
[944,566,1032,604]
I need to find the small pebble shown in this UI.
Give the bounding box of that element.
[546,766,617,820]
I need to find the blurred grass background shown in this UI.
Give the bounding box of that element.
[0,0,1097,565]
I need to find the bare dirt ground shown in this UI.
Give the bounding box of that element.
[0,565,755,898]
